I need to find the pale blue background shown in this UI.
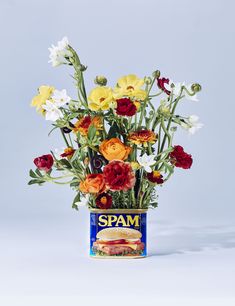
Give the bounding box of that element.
[0,0,235,304]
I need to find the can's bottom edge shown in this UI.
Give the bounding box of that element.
[89,255,147,259]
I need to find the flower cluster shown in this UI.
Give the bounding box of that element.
[29,37,202,211]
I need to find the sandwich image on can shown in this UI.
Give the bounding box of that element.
[92,227,145,256]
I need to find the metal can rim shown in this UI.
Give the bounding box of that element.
[89,208,148,214]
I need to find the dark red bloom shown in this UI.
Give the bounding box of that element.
[116,98,137,116]
[96,192,112,209]
[147,171,164,184]
[103,160,136,191]
[170,146,193,169]
[34,154,53,172]
[60,147,75,158]
[157,77,171,95]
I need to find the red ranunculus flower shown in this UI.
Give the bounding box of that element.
[96,192,112,209]
[116,98,137,116]
[147,171,164,184]
[157,77,171,95]
[34,154,53,172]
[103,160,136,191]
[170,145,193,169]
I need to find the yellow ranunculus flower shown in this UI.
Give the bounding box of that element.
[31,85,55,113]
[88,87,113,111]
[114,74,147,101]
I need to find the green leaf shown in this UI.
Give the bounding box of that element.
[28,179,45,185]
[35,169,43,177]
[59,159,72,169]
[72,193,81,211]
[70,149,80,163]
[29,170,37,178]
[88,124,96,140]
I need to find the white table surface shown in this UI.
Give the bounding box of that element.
[1,208,235,306]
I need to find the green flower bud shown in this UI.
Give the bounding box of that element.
[191,83,201,93]
[158,105,171,118]
[144,76,152,85]
[170,126,177,132]
[94,75,108,86]
[152,70,161,79]
[69,101,80,111]
[78,64,87,72]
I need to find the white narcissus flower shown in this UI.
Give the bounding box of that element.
[42,100,63,121]
[51,89,71,107]
[164,81,184,97]
[48,37,73,67]
[137,153,156,173]
[181,115,204,135]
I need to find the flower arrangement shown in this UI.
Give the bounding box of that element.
[29,37,203,211]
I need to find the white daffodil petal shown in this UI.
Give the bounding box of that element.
[48,36,72,67]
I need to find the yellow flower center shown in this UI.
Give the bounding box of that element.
[153,171,161,178]
[127,86,134,91]
[99,97,105,102]
[100,196,107,204]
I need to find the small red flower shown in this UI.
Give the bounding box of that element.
[157,77,171,95]
[60,147,75,158]
[116,98,137,116]
[103,160,136,191]
[147,171,164,184]
[170,145,193,169]
[34,154,53,172]
[96,193,112,209]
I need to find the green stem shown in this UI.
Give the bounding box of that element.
[68,133,74,148]
[161,118,171,148]
[138,78,156,128]
[60,129,70,147]
[157,124,161,154]
[159,90,183,153]
[149,91,163,97]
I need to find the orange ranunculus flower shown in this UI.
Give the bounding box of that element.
[73,115,103,136]
[128,130,157,147]
[79,174,106,194]
[99,138,131,161]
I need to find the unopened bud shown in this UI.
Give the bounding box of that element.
[144,77,152,85]
[191,83,201,93]
[131,162,141,170]
[78,64,87,72]
[170,126,177,132]
[152,70,161,79]
[158,105,171,118]
[94,75,107,86]
[84,157,90,165]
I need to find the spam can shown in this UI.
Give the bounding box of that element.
[89,209,147,258]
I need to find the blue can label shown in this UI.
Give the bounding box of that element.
[90,211,147,257]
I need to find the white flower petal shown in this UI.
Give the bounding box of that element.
[48,37,72,67]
